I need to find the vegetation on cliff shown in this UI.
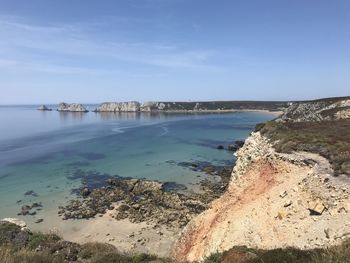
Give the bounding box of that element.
[1,219,349,263]
[1,221,350,263]
[203,240,350,263]
[257,119,350,176]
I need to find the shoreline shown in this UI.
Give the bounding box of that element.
[7,160,235,257]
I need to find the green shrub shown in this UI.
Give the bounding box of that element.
[27,232,61,250]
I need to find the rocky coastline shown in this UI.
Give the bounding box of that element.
[93,101,288,112]
[57,161,233,229]
[172,97,350,262]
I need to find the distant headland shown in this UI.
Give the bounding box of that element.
[38,100,290,113]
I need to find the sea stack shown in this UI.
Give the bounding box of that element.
[57,102,88,112]
[37,105,52,111]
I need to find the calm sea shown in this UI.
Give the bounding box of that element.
[0,105,274,230]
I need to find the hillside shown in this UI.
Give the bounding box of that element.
[173,96,350,262]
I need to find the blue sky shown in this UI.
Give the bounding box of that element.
[0,0,349,104]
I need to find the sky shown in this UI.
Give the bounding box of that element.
[0,0,349,104]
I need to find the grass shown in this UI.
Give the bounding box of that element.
[0,246,63,263]
[1,221,350,262]
[257,119,350,176]
[203,239,350,263]
[27,232,61,250]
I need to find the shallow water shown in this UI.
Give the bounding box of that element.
[0,105,274,227]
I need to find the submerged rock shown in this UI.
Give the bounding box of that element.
[59,162,232,229]
[24,190,38,197]
[57,102,88,112]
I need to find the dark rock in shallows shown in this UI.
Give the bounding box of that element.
[217,145,224,150]
[227,140,245,151]
[34,218,44,223]
[24,190,38,197]
[81,187,91,197]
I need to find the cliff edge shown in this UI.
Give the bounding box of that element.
[173,97,350,262]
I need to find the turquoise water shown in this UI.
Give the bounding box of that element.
[0,105,274,223]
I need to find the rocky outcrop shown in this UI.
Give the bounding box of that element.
[141,102,166,111]
[57,102,88,112]
[173,131,350,262]
[278,97,350,122]
[227,140,245,152]
[1,218,27,230]
[230,132,273,181]
[94,101,141,112]
[37,105,52,111]
[58,162,232,229]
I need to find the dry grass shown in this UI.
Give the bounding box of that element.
[203,239,350,263]
[257,119,350,176]
[0,246,63,263]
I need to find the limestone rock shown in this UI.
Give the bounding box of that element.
[141,101,166,111]
[37,105,52,111]
[277,98,350,122]
[94,101,140,112]
[1,218,27,229]
[280,191,288,198]
[57,102,88,112]
[308,200,325,215]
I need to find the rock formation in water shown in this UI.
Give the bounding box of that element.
[93,101,289,112]
[94,101,140,112]
[37,105,52,111]
[57,102,88,112]
[173,96,350,262]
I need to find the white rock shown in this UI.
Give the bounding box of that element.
[1,218,27,229]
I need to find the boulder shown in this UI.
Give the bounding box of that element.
[227,140,245,151]
[81,187,91,197]
[308,200,325,215]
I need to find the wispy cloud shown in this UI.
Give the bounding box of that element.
[0,15,225,74]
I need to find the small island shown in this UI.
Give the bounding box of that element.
[57,102,88,112]
[37,105,52,111]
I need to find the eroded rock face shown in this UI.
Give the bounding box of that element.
[57,102,88,112]
[230,132,273,182]
[140,101,166,111]
[94,101,141,112]
[172,133,350,262]
[278,98,350,122]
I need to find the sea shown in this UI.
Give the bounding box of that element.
[0,105,275,231]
